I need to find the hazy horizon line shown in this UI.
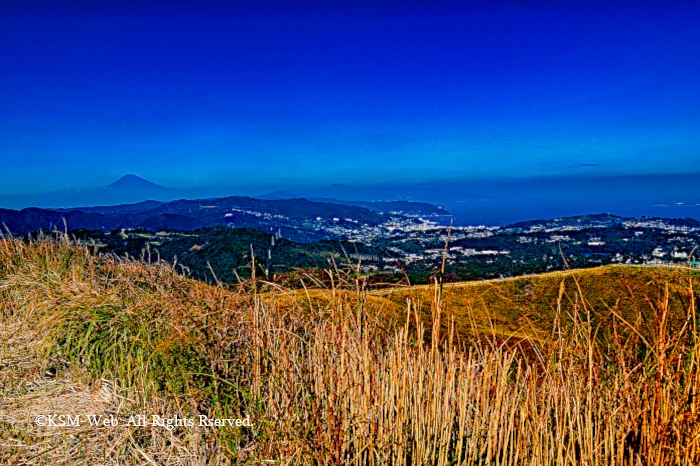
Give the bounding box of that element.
[2,170,700,199]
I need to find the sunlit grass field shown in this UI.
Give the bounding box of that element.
[2,233,700,465]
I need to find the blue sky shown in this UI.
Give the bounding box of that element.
[1,1,699,196]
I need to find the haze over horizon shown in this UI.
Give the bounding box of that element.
[2,1,699,198]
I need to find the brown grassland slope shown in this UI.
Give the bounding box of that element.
[2,234,700,465]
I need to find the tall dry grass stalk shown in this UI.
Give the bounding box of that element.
[1,232,700,464]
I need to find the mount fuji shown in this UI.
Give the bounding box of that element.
[0,174,179,210]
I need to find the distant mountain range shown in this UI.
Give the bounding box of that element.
[0,197,369,239]
[0,178,457,242]
[0,175,449,216]
[0,174,179,209]
[0,175,453,241]
[5,173,700,228]
[258,192,449,217]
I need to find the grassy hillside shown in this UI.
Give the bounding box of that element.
[2,234,700,464]
[280,265,700,346]
[382,266,700,343]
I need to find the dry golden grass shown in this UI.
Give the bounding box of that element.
[2,233,700,465]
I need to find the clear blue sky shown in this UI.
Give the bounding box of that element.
[1,1,699,196]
